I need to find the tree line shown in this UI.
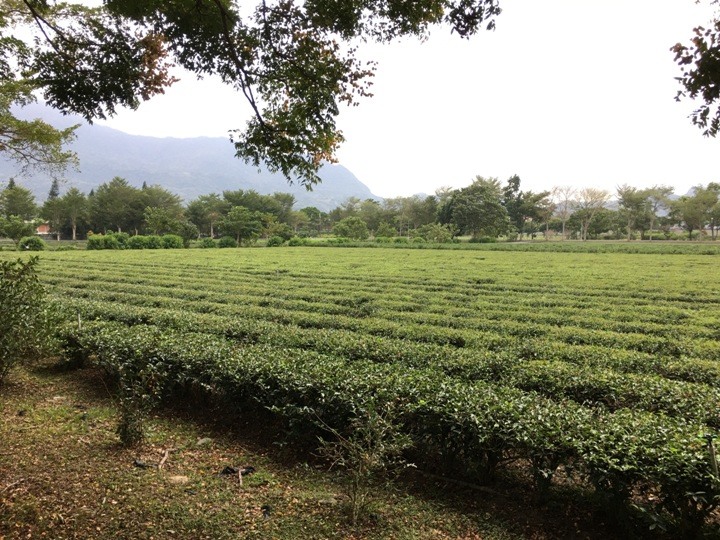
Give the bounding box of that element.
[1,175,720,244]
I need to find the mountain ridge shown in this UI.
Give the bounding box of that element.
[2,104,381,211]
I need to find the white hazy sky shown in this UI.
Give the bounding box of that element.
[97,0,719,198]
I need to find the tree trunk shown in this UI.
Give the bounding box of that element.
[649,216,655,241]
[71,222,77,241]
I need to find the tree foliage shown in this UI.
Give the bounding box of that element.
[572,188,611,241]
[439,176,510,238]
[220,205,264,244]
[673,6,720,136]
[4,0,501,186]
[0,179,36,220]
[0,79,78,175]
[333,215,369,240]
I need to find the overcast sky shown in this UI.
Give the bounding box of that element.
[97,0,719,198]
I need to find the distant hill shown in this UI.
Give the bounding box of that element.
[1,104,380,211]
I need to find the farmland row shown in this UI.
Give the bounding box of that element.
[35,254,720,306]
[51,281,720,360]
[57,296,720,426]
[45,273,714,339]
[59,319,717,531]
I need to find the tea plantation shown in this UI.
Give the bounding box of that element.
[10,247,720,535]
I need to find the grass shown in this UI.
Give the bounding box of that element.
[0,361,530,540]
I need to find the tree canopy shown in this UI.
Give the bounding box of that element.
[673,2,720,137]
[4,0,501,186]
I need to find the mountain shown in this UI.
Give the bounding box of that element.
[1,104,380,211]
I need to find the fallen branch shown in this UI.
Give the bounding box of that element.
[1,478,25,494]
[158,448,176,470]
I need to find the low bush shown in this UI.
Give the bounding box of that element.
[266,235,285,247]
[145,235,163,249]
[469,236,497,243]
[288,236,308,246]
[198,237,217,248]
[86,234,121,250]
[18,236,46,251]
[218,236,238,248]
[161,234,184,249]
[0,258,54,384]
[127,235,148,249]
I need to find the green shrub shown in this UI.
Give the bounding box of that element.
[161,234,184,249]
[18,236,46,251]
[0,258,53,383]
[469,236,497,243]
[86,234,121,250]
[103,235,121,249]
[198,237,217,248]
[374,236,392,243]
[266,235,285,247]
[218,236,238,248]
[287,236,307,246]
[86,235,104,250]
[127,235,148,249]
[109,232,130,248]
[145,235,163,249]
[393,237,408,244]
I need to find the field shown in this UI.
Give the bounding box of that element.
[3,246,720,537]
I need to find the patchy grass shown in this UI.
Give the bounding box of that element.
[0,362,523,540]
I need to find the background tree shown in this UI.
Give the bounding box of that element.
[173,220,200,247]
[333,216,370,240]
[271,193,296,225]
[298,206,328,236]
[418,223,455,243]
[552,186,576,240]
[501,174,523,234]
[0,215,35,245]
[646,185,674,241]
[440,177,510,239]
[587,208,620,239]
[58,187,88,241]
[572,188,611,241]
[535,196,557,239]
[616,185,650,241]
[143,206,180,235]
[375,221,397,238]
[186,194,229,238]
[140,184,184,220]
[671,186,716,240]
[357,199,384,233]
[89,177,144,233]
[288,210,310,235]
[220,206,264,245]
[329,197,362,224]
[704,183,720,239]
[41,179,64,241]
[0,179,37,220]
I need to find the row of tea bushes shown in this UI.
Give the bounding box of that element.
[59,296,720,427]
[59,319,718,533]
